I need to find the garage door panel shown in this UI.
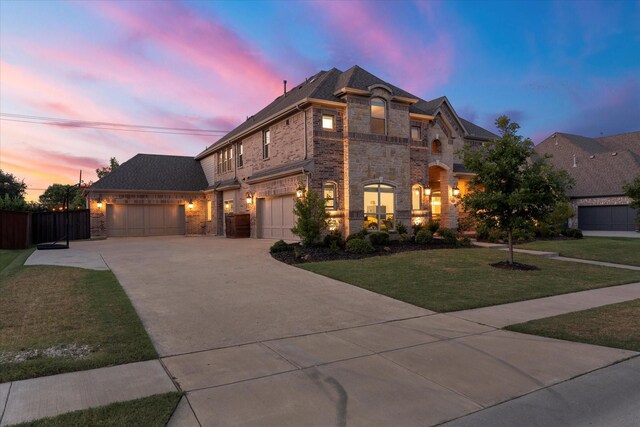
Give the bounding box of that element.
[107,204,185,237]
[578,205,637,231]
[258,196,297,240]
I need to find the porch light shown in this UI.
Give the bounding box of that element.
[296,185,305,198]
[424,185,431,196]
[245,192,253,204]
[452,186,460,197]
[414,218,422,226]
[188,200,194,209]
[96,198,103,209]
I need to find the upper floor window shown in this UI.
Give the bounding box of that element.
[323,182,337,211]
[432,139,442,154]
[218,146,233,173]
[370,98,386,135]
[237,143,244,167]
[411,125,421,141]
[322,114,335,130]
[263,129,270,159]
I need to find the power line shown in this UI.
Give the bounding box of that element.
[0,113,231,136]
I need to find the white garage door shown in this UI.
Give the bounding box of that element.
[107,204,185,237]
[257,196,296,240]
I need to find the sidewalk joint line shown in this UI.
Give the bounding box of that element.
[0,381,12,425]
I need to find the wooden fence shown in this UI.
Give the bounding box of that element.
[0,209,90,249]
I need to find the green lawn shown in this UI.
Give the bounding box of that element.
[506,299,640,352]
[0,249,157,383]
[12,392,182,427]
[518,237,640,266]
[300,249,640,312]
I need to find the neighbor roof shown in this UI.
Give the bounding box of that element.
[196,65,496,159]
[535,132,640,198]
[91,154,208,192]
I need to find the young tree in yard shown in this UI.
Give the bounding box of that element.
[39,184,85,210]
[0,169,27,199]
[96,157,120,179]
[291,188,329,246]
[460,116,573,265]
[623,175,640,228]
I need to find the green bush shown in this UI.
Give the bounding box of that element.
[396,221,408,235]
[269,240,291,253]
[512,228,535,242]
[459,237,472,247]
[533,222,557,238]
[369,231,390,246]
[346,238,375,254]
[323,231,344,248]
[411,222,424,236]
[346,228,368,242]
[561,228,583,239]
[415,230,434,245]
[427,220,440,234]
[476,222,491,240]
[399,233,410,244]
[438,228,458,245]
[291,189,328,246]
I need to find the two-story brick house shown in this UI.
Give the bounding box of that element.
[88,65,496,239]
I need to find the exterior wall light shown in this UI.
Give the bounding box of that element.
[424,185,431,196]
[96,199,103,209]
[296,185,305,198]
[245,192,253,204]
[188,200,194,209]
[452,186,460,197]
[414,218,422,226]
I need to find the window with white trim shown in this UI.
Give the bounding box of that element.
[364,183,395,231]
[322,114,335,130]
[237,142,244,167]
[323,182,337,211]
[263,129,270,159]
[370,98,386,135]
[412,184,422,211]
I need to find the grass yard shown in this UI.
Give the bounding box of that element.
[506,299,640,352]
[300,248,640,312]
[12,392,182,427]
[0,249,157,383]
[518,237,640,266]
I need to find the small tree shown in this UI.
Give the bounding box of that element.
[460,116,573,265]
[39,184,85,210]
[623,175,640,228]
[291,188,329,246]
[96,157,120,179]
[0,169,27,200]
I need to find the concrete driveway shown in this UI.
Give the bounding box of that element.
[60,237,636,426]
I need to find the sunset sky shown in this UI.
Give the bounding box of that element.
[1,0,638,201]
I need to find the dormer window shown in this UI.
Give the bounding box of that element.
[371,98,386,135]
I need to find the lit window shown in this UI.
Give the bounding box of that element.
[364,183,395,231]
[431,190,441,220]
[411,126,421,141]
[237,143,244,167]
[323,182,336,210]
[227,147,233,171]
[412,184,422,210]
[370,98,386,135]
[432,139,442,154]
[322,115,335,130]
[207,200,212,221]
[224,199,234,214]
[263,130,270,159]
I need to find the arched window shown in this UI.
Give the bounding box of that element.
[323,181,337,211]
[412,184,422,211]
[370,98,386,135]
[432,139,442,153]
[364,183,395,231]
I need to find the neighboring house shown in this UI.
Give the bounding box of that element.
[535,131,640,231]
[87,65,496,239]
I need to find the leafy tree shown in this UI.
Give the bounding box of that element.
[0,169,27,199]
[291,188,329,246]
[0,194,27,211]
[96,157,120,179]
[460,116,573,265]
[623,175,640,227]
[39,184,85,210]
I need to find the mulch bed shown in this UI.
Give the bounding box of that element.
[270,241,465,265]
[490,261,539,271]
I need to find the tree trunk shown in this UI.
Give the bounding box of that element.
[507,229,514,264]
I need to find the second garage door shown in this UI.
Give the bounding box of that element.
[578,205,637,231]
[257,196,296,239]
[107,204,185,237]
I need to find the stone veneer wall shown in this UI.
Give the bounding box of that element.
[89,191,206,238]
[569,196,632,228]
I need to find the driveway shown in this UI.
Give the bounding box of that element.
[63,237,636,426]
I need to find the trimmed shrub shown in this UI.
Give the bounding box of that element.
[369,231,390,246]
[533,222,557,238]
[512,228,535,242]
[323,231,344,248]
[427,220,440,234]
[346,238,375,254]
[438,228,458,245]
[562,228,584,239]
[412,222,424,236]
[346,228,368,242]
[459,237,472,247]
[269,240,291,253]
[415,230,434,245]
[396,221,408,235]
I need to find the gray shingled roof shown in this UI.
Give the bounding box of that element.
[535,132,640,197]
[247,159,314,182]
[459,118,498,140]
[196,65,495,157]
[91,154,208,191]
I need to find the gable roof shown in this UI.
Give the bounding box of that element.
[196,65,496,158]
[459,118,498,140]
[535,132,640,198]
[91,154,208,192]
